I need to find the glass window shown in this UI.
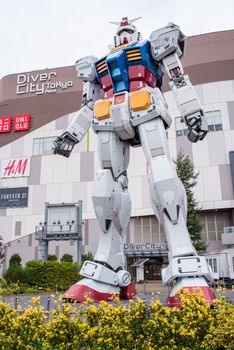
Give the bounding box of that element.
[175,111,222,137]
[232,257,234,273]
[175,117,188,137]
[207,258,218,273]
[205,110,223,132]
[32,137,56,156]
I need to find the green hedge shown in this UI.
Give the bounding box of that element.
[24,260,82,290]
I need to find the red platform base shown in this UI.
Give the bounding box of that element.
[167,286,216,308]
[120,282,137,300]
[63,280,137,302]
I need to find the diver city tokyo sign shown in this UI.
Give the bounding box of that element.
[16,71,73,95]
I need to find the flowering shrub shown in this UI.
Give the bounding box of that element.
[0,292,233,349]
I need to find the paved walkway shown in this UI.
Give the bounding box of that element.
[135,281,168,293]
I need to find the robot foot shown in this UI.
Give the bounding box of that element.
[167,277,216,308]
[63,278,136,302]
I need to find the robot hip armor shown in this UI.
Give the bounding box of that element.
[92,87,172,140]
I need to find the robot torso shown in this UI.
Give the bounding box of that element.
[95,40,164,98]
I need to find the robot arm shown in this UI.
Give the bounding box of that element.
[54,56,101,157]
[150,24,208,143]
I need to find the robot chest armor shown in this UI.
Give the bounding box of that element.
[95,40,164,99]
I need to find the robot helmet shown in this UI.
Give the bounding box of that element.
[110,16,142,47]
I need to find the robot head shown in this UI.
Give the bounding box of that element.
[110,17,142,47]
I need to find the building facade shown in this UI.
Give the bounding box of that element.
[0,30,234,281]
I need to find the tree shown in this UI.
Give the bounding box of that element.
[82,251,94,262]
[0,235,5,267]
[61,254,73,262]
[4,253,27,284]
[47,254,57,261]
[3,264,27,284]
[9,254,21,266]
[174,151,206,252]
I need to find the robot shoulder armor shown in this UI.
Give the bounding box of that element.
[149,23,186,61]
[75,55,98,81]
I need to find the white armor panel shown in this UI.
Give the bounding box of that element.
[169,75,202,116]
[98,132,129,178]
[66,106,93,142]
[150,23,185,61]
[138,118,195,260]
[92,169,131,235]
[162,256,213,285]
[80,261,131,287]
[75,55,98,81]
[130,87,172,128]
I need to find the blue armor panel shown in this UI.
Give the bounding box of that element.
[95,40,164,93]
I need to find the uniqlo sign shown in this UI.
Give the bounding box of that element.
[0,114,30,133]
[14,114,30,131]
[0,157,31,178]
[0,116,12,133]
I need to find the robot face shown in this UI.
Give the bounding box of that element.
[112,17,142,47]
[117,26,138,45]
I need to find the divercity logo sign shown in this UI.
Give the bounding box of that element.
[0,157,31,178]
[16,71,73,95]
[0,114,30,133]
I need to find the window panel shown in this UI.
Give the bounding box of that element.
[32,136,56,156]
[144,230,151,243]
[205,110,222,132]
[207,258,217,273]
[175,117,187,137]
[142,217,150,225]
[32,138,40,156]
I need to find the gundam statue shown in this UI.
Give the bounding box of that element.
[54,17,215,306]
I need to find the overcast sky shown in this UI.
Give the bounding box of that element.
[0,0,234,78]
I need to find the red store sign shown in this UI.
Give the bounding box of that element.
[0,116,12,133]
[0,114,30,133]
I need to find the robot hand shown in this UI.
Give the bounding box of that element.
[184,110,208,143]
[53,132,78,158]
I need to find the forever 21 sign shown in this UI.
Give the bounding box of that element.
[0,187,28,208]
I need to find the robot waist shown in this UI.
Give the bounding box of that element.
[95,88,155,121]
[92,87,172,137]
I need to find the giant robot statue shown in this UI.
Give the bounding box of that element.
[54,17,215,306]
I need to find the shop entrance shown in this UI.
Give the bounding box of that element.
[144,258,163,280]
[128,256,166,282]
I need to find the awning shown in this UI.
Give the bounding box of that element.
[131,258,149,267]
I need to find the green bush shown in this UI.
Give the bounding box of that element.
[47,254,57,261]
[3,264,28,284]
[0,293,233,349]
[24,260,82,291]
[9,253,22,266]
[61,253,73,262]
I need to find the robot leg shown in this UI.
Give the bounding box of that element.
[138,118,215,307]
[64,132,136,302]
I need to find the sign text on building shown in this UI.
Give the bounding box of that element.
[0,116,12,133]
[0,187,29,208]
[16,71,73,95]
[0,115,30,134]
[0,157,31,178]
[14,114,30,131]
[124,243,168,253]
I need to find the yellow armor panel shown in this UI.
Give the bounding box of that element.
[130,91,151,112]
[94,100,112,120]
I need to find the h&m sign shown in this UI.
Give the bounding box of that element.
[0,157,31,178]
